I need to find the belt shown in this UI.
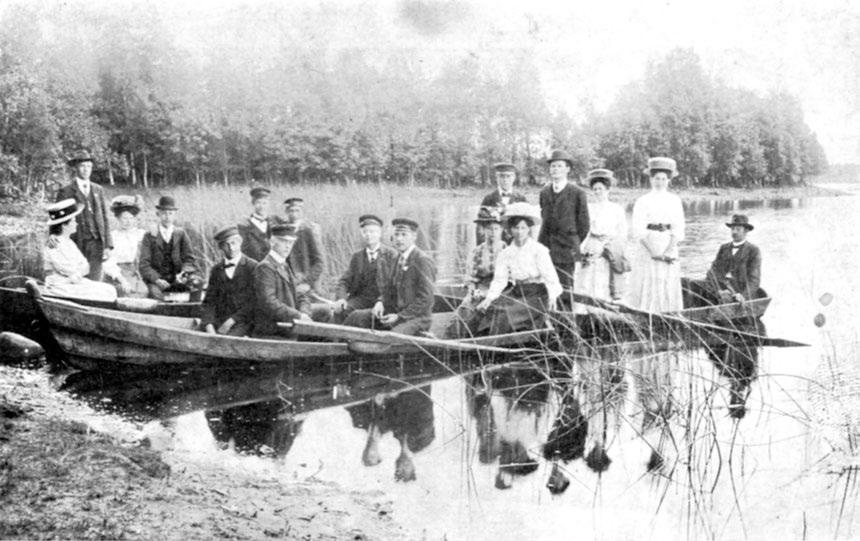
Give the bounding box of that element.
[646,223,672,232]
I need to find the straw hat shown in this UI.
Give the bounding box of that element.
[47,199,83,226]
[585,168,617,188]
[643,157,679,178]
[502,202,541,226]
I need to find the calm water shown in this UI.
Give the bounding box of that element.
[58,186,860,540]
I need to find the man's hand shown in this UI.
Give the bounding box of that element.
[217,318,236,335]
[733,293,746,303]
[379,313,399,326]
[46,235,60,249]
[155,279,170,290]
[371,301,385,319]
[333,299,348,313]
[297,312,311,321]
[296,283,311,295]
[718,289,734,304]
[204,323,217,334]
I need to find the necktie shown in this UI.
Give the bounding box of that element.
[367,250,378,263]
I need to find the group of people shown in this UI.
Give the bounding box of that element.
[42,148,763,340]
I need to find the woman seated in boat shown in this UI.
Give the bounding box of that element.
[574,168,629,310]
[43,199,118,302]
[445,207,505,338]
[626,157,685,312]
[476,202,562,334]
[102,195,146,297]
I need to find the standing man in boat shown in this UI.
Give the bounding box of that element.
[704,214,762,303]
[537,150,590,309]
[200,226,258,336]
[344,218,436,336]
[279,197,325,297]
[53,150,112,281]
[238,186,277,262]
[138,195,203,301]
[252,223,312,337]
[332,214,398,323]
[478,162,527,243]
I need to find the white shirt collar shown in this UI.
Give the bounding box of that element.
[399,245,416,263]
[268,250,286,265]
[366,243,381,254]
[551,179,568,193]
[224,255,242,266]
[731,241,746,248]
[158,225,174,242]
[76,178,91,194]
[251,214,267,223]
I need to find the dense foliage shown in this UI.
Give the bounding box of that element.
[0,4,827,194]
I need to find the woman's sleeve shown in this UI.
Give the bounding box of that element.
[672,194,685,242]
[484,249,510,303]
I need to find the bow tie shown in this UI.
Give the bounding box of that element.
[367,250,378,262]
[224,262,236,269]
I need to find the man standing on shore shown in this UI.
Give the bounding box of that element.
[537,150,590,308]
[54,150,112,280]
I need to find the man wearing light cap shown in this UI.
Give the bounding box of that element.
[252,222,312,337]
[281,197,325,295]
[238,186,278,262]
[344,218,436,336]
[200,225,258,336]
[332,214,398,323]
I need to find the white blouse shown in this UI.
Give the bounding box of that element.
[44,236,89,279]
[588,200,627,239]
[111,228,145,264]
[631,190,685,241]
[485,238,562,303]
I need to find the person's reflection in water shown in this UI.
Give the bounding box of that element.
[706,318,763,419]
[205,400,302,458]
[346,387,435,482]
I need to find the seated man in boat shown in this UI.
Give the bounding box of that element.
[332,214,398,324]
[42,199,118,302]
[476,203,562,334]
[200,226,258,336]
[698,214,762,304]
[238,186,278,263]
[279,197,325,296]
[445,207,505,338]
[344,218,436,336]
[138,196,203,301]
[252,223,312,337]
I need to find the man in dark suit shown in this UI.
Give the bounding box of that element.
[332,214,398,323]
[138,196,203,300]
[537,149,590,306]
[478,162,527,243]
[252,223,312,337]
[238,186,278,262]
[281,197,325,295]
[704,214,762,303]
[200,226,258,336]
[344,218,436,336]
[54,150,112,280]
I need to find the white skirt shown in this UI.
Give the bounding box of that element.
[44,274,118,303]
[626,231,682,313]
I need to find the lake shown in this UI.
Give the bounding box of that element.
[54,185,860,540]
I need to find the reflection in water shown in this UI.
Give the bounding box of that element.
[206,402,302,458]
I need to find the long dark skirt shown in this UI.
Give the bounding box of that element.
[485,283,549,335]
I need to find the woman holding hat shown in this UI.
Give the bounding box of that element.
[476,202,561,334]
[43,199,118,302]
[446,207,506,338]
[102,195,147,297]
[575,169,629,308]
[627,157,686,312]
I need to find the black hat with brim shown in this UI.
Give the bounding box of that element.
[725,214,754,231]
[359,214,383,227]
[546,149,574,167]
[155,195,178,211]
[392,218,419,232]
[270,223,298,238]
[250,186,271,200]
[67,150,94,166]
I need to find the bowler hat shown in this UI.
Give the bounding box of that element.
[213,225,241,244]
[585,168,616,188]
[473,207,502,224]
[502,202,541,226]
[110,195,142,216]
[643,157,679,178]
[725,214,754,231]
[155,195,178,211]
[284,197,304,207]
[270,223,298,238]
[47,199,84,226]
[493,162,516,173]
[250,186,271,200]
[359,214,383,227]
[66,150,94,166]
[392,218,419,232]
[546,150,574,167]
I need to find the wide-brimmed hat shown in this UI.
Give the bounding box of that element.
[473,207,502,224]
[66,150,94,166]
[643,157,679,178]
[110,195,142,216]
[546,149,574,167]
[155,195,178,211]
[502,202,541,226]
[725,214,754,231]
[47,199,84,226]
[585,168,617,188]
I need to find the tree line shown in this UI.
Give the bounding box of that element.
[0,4,827,196]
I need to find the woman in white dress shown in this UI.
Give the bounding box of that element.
[575,168,628,308]
[43,199,117,302]
[103,195,147,296]
[626,157,685,312]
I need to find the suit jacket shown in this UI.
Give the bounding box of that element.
[253,254,311,335]
[379,247,436,321]
[335,245,398,306]
[56,181,111,249]
[238,216,278,263]
[276,220,324,289]
[200,255,258,328]
[538,183,590,265]
[706,241,762,300]
[138,228,199,284]
[480,189,527,209]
